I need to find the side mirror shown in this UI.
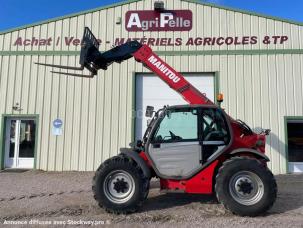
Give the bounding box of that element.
[145,106,155,117]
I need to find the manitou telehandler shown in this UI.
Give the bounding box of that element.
[37,27,277,216]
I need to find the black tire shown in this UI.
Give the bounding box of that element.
[215,157,277,216]
[92,155,149,214]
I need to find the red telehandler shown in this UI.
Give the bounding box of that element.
[37,27,277,216]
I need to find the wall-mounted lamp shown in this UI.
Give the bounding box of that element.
[12,102,23,112]
[116,17,122,25]
[154,1,165,11]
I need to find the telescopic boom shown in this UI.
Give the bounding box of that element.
[36,27,213,105]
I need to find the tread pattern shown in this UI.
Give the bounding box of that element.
[215,156,277,216]
[92,154,149,214]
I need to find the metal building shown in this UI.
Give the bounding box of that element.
[0,0,302,174]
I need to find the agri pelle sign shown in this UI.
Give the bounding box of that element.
[125,10,192,32]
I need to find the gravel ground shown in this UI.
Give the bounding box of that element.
[0,170,303,227]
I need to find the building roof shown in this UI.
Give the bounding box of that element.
[0,0,302,35]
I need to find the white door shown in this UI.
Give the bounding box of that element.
[4,118,36,169]
[135,73,215,140]
[287,120,303,173]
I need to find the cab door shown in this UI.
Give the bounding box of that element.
[148,108,201,178]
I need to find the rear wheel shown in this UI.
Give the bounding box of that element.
[92,155,149,214]
[215,157,277,216]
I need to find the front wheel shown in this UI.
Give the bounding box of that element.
[215,157,277,216]
[92,155,149,214]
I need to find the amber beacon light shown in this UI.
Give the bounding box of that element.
[217,93,224,103]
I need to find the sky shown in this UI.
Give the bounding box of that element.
[0,0,302,32]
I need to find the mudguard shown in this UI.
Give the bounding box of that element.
[230,148,270,162]
[120,148,151,179]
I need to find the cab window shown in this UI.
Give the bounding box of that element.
[153,109,198,143]
[202,108,229,143]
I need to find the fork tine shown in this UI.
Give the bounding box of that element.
[35,62,84,71]
[50,71,95,78]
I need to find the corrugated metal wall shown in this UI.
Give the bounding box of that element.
[0,0,302,173]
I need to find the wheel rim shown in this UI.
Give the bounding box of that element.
[228,171,264,206]
[103,170,135,204]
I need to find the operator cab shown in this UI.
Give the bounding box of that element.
[144,105,231,178]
